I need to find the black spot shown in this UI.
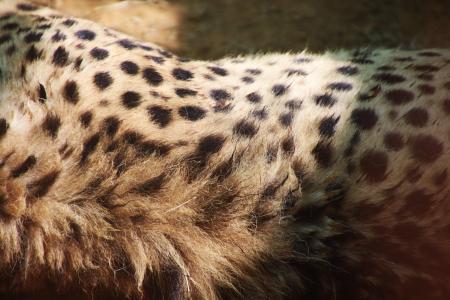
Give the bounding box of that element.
[312,141,333,168]
[233,120,257,138]
[62,19,77,27]
[252,108,268,120]
[25,45,42,62]
[120,61,139,75]
[147,55,165,64]
[385,89,415,105]
[208,66,228,76]
[358,85,381,101]
[75,30,96,41]
[417,84,435,95]
[432,169,447,186]
[121,91,141,109]
[246,69,262,75]
[102,116,120,137]
[394,56,414,62]
[418,51,440,57]
[404,107,428,127]
[384,132,404,151]
[139,44,153,51]
[148,105,172,127]
[279,112,294,127]
[360,150,388,183]
[443,99,450,115]
[51,30,66,42]
[117,39,137,50]
[315,93,336,107]
[286,69,307,76]
[27,170,60,198]
[413,64,439,73]
[272,84,288,97]
[246,92,261,103]
[319,116,340,137]
[210,89,231,101]
[42,114,61,138]
[344,131,361,157]
[73,56,83,71]
[409,134,443,163]
[2,23,19,30]
[295,57,312,63]
[93,72,113,90]
[63,80,79,104]
[241,76,254,84]
[38,84,47,103]
[285,100,302,111]
[132,173,165,195]
[373,73,406,84]
[52,46,69,66]
[172,68,193,81]
[417,73,433,81]
[175,88,197,98]
[198,135,225,154]
[178,106,206,121]
[0,34,11,45]
[143,67,163,86]
[11,155,37,178]
[351,108,378,130]
[377,65,396,71]
[24,31,43,43]
[79,111,93,128]
[135,140,170,157]
[0,119,8,137]
[5,44,16,56]
[282,136,295,155]
[80,133,101,165]
[17,3,39,11]
[90,47,109,60]
[123,130,143,145]
[327,82,353,91]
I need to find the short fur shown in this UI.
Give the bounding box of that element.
[0,1,449,299]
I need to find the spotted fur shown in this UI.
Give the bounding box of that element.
[0,1,449,299]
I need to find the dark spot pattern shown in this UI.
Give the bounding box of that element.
[198,135,225,155]
[172,68,193,81]
[79,111,93,128]
[246,92,261,103]
[252,108,268,120]
[148,105,172,127]
[417,84,435,95]
[120,61,139,75]
[178,106,206,121]
[0,34,12,45]
[117,39,137,50]
[24,31,43,43]
[38,84,47,103]
[62,19,77,27]
[51,30,66,42]
[17,3,39,11]
[279,112,294,127]
[360,150,388,183]
[75,30,96,41]
[404,107,428,127]
[11,155,37,178]
[285,100,302,111]
[327,82,353,91]
[233,120,257,138]
[319,116,340,137]
[409,134,443,163]
[210,89,231,101]
[272,84,288,97]
[27,170,60,198]
[443,99,450,115]
[175,88,197,98]
[63,80,79,104]
[121,91,141,109]
[42,114,61,138]
[143,67,163,86]
[132,173,165,195]
[312,141,333,168]
[80,133,101,165]
[52,46,69,66]
[413,64,439,73]
[315,93,336,107]
[25,45,42,62]
[373,73,405,84]
[281,136,295,155]
[90,47,109,60]
[385,89,414,105]
[208,66,228,76]
[93,72,113,90]
[351,108,378,130]
[384,132,404,151]
[0,119,8,137]
[103,116,120,137]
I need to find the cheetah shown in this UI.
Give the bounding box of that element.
[0,1,449,299]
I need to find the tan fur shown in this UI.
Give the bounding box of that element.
[0,1,449,299]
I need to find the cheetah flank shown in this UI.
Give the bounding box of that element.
[0,1,449,299]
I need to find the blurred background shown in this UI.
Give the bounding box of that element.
[32,0,450,59]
